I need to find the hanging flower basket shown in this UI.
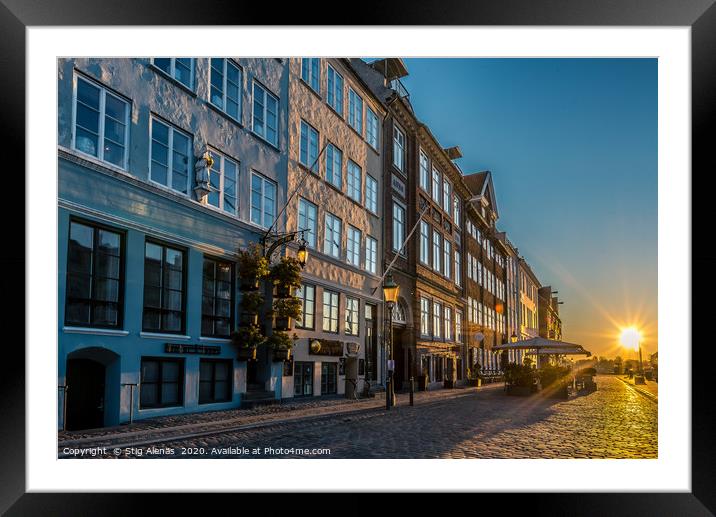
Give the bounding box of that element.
[266,331,293,362]
[237,244,269,291]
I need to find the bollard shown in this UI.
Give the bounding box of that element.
[409,376,414,406]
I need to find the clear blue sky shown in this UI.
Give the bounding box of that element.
[400,58,657,358]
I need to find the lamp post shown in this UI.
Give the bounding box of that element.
[383,273,399,410]
[510,332,518,365]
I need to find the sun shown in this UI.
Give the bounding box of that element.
[620,327,641,351]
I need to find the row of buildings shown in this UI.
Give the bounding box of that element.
[57,57,562,430]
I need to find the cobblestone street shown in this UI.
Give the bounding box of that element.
[62,375,656,459]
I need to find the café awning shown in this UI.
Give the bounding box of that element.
[492,337,590,356]
[526,348,591,356]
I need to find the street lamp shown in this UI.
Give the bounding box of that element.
[296,239,308,268]
[383,273,399,410]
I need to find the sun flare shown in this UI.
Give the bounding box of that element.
[620,327,641,351]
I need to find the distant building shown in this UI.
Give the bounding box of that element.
[538,285,563,341]
[518,258,541,344]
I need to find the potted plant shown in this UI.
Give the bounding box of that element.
[266,330,293,361]
[231,324,265,361]
[270,256,303,298]
[239,290,264,326]
[505,363,537,396]
[237,243,269,291]
[272,296,303,331]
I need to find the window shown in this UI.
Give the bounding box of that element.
[365,236,378,274]
[140,357,183,408]
[453,195,460,225]
[301,58,320,92]
[296,284,315,329]
[298,198,318,249]
[327,65,344,115]
[250,172,276,228]
[73,75,129,168]
[392,201,406,253]
[143,241,186,333]
[322,290,339,332]
[393,125,405,171]
[207,149,238,214]
[199,359,232,404]
[348,88,363,134]
[252,81,278,146]
[443,238,451,278]
[419,150,429,191]
[433,302,442,339]
[347,225,361,267]
[65,220,123,328]
[150,117,191,194]
[432,167,441,203]
[366,175,378,213]
[201,257,234,337]
[323,213,342,258]
[443,179,451,212]
[325,144,343,189]
[299,120,319,171]
[419,220,430,265]
[455,310,463,342]
[366,107,379,149]
[420,298,430,336]
[432,231,441,273]
[347,160,362,202]
[444,307,452,341]
[345,296,359,335]
[454,250,461,286]
[209,58,241,121]
[321,362,338,394]
[153,58,194,90]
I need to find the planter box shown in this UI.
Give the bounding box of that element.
[272,348,291,361]
[240,278,260,291]
[274,316,293,331]
[237,347,257,361]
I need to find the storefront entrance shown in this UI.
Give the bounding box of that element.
[294,362,314,397]
[65,358,105,431]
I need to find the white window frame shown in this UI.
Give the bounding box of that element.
[419,220,430,266]
[432,166,441,203]
[250,171,277,229]
[325,143,343,189]
[206,148,239,215]
[209,58,242,121]
[149,116,192,195]
[72,74,130,170]
[366,174,378,214]
[443,238,451,278]
[299,119,320,171]
[322,290,340,333]
[301,58,320,92]
[366,107,379,150]
[420,297,430,336]
[454,250,461,287]
[348,87,364,134]
[432,230,441,273]
[345,296,360,336]
[444,307,452,341]
[393,124,406,172]
[443,178,451,213]
[365,236,378,274]
[347,225,362,267]
[323,212,342,258]
[419,150,429,191]
[327,64,344,115]
[347,160,362,203]
[251,80,279,147]
[433,302,442,339]
[392,200,406,253]
[298,197,318,249]
[153,58,195,90]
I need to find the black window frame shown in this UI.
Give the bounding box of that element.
[295,283,316,330]
[142,238,188,334]
[139,357,185,409]
[198,358,233,405]
[321,362,338,395]
[64,217,126,329]
[201,255,235,338]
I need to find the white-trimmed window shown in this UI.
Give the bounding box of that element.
[432,231,441,273]
[443,179,451,212]
[299,120,319,171]
[443,238,451,278]
[366,175,378,214]
[301,58,320,92]
[209,58,241,121]
[365,236,378,274]
[433,302,442,339]
[419,220,430,265]
[347,160,362,202]
[322,290,339,333]
[296,283,315,329]
[347,225,361,267]
[455,310,463,343]
[345,296,359,336]
[150,117,191,194]
[453,194,461,225]
[327,65,344,115]
[393,124,405,171]
[432,166,441,203]
[325,144,342,189]
[207,149,238,214]
[323,212,342,258]
[250,172,276,228]
[73,75,130,169]
[348,88,363,134]
[392,200,405,253]
[444,307,452,341]
[420,298,430,336]
[298,197,318,249]
[419,150,429,191]
[252,81,278,146]
[366,107,379,149]
[153,58,194,90]
[454,250,461,286]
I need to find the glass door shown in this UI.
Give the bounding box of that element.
[294,362,313,397]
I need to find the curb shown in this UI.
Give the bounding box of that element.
[616,376,658,403]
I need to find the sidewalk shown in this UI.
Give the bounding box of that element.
[616,375,658,401]
[59,384,502,449]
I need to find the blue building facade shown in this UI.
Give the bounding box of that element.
[57,58,290,429]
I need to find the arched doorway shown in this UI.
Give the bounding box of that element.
[65,347,120,430]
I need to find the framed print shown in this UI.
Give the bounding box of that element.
[2,0,713,513]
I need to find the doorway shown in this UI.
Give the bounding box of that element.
[392,328,405,390]
[65,358,105,431]
[294,362,314,397]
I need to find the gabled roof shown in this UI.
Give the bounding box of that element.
[463,170,499,219]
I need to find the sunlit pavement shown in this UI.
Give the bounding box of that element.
[96,375,656,459]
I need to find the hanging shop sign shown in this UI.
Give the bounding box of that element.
[308,339,344,357]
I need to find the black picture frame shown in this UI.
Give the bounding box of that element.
[2,0,711,513]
